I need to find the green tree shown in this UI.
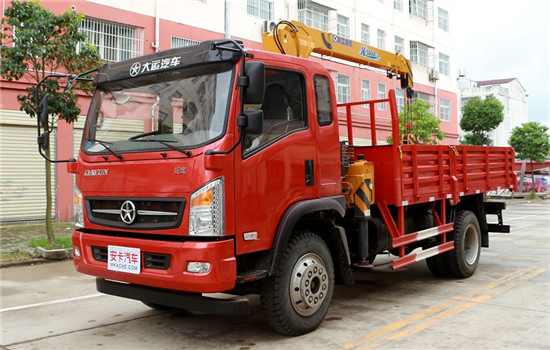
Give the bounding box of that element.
[460,95,504,145]
[1,0,101,246]
[509,122,550,193]
[387,100,445,145]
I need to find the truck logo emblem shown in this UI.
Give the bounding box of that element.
[120,200,136,224]
[359,46,380,61]
[129,57,182,77]
[84,169,109,176]
[174,166,187,174]
[129,62,142,77]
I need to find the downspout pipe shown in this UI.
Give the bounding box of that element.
[225,0,231,39]
[155,0,160,52]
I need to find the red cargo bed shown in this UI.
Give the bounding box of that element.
[339,90,516,207]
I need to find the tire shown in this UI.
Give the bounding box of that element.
[260,232,335,336]
[446,210,481,278]
[426,254,450,277]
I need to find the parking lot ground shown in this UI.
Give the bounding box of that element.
[1,200,549,350]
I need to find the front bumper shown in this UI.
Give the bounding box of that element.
[73,231,237,293]
[96,278,249,315]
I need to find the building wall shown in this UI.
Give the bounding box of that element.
[459,79,528,146]
[0,0,459,221]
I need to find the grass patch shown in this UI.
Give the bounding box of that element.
[1,221,74,263]
[29,236,73,250]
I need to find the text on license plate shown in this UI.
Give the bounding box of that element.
[108,245,141,274]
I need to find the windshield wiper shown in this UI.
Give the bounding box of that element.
[130,139,192,157]
[87,138,124,160]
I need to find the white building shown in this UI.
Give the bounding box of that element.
[458,77,528,147]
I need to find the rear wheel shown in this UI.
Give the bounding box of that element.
[447,210,481,278]
[260,232,334,336]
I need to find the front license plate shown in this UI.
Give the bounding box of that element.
[108,245,141,275]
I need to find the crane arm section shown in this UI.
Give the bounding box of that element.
[261,20,413,89]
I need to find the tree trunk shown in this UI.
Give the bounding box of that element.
[45,146,56,247]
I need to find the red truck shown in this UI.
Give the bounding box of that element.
[36,21,515,335]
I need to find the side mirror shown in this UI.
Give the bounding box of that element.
[38,131,50,150]
[244,61,265,104]
[244,110,263,134]
[37,94,49,127]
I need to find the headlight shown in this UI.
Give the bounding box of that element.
[188,178,224,236]
[74,186,85,228]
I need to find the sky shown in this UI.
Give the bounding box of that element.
[453,0,550,128]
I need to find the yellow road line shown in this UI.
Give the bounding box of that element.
[337,262,549,350]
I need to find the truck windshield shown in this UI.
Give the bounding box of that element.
[82,65,233,156]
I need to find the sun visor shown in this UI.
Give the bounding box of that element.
[93,40,241,87]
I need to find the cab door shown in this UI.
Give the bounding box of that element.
[234,65,317,255]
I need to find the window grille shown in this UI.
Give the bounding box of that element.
[394,0,402,11]
[298,0,330,31]
[440,98,451,121]
[410,41,433,67]
[377,29,386,50]
[171,36,200,48]
[337,74,350,103]
[395,36,404,54]
[361,23,370,44]
[377,83,387,111]
[337,15,350,38]
[410,0,427,20]
[80,17,143,62]
[361,79,371,108]
[395,88,405,113]
[438,8,449,32]
[439,52,450,75]
[247,0,273,20]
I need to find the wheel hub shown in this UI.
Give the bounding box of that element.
[290,253,328,316]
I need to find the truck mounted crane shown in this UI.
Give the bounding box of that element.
[34,20,515,336]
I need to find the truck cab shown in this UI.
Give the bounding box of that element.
[69,40,346,325]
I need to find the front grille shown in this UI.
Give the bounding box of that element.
[91,246,171,270]
[86,197,185,230]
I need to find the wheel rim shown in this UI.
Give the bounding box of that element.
[289,253,329,317]
[463,223,480,265]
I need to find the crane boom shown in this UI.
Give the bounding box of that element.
[261,20,413,89]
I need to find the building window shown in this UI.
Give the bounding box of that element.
[247,0,273,20]
[438,8,449,32]
[396,88,405,113]
[361,79,371,108]
[337,74,350,103]
[298,0,330,31]
[171,36,200,48]
[414,91,435,114]
[439,52,450,76]
[410,41,432,67]
[337,15,350,38]
[377,29,386,49]
[80,17,144,62]
[394,0,402,11]
[377,83,387,111]
[395,36,404,54]
[410,0,427,20]
[361,23,370,44]
[440,98,451,121]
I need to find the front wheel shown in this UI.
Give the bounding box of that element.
[260,232,334,336]
[447,210,481,278]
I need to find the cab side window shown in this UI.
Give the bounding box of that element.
[314,75,333,126]
[243,69,307,154]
